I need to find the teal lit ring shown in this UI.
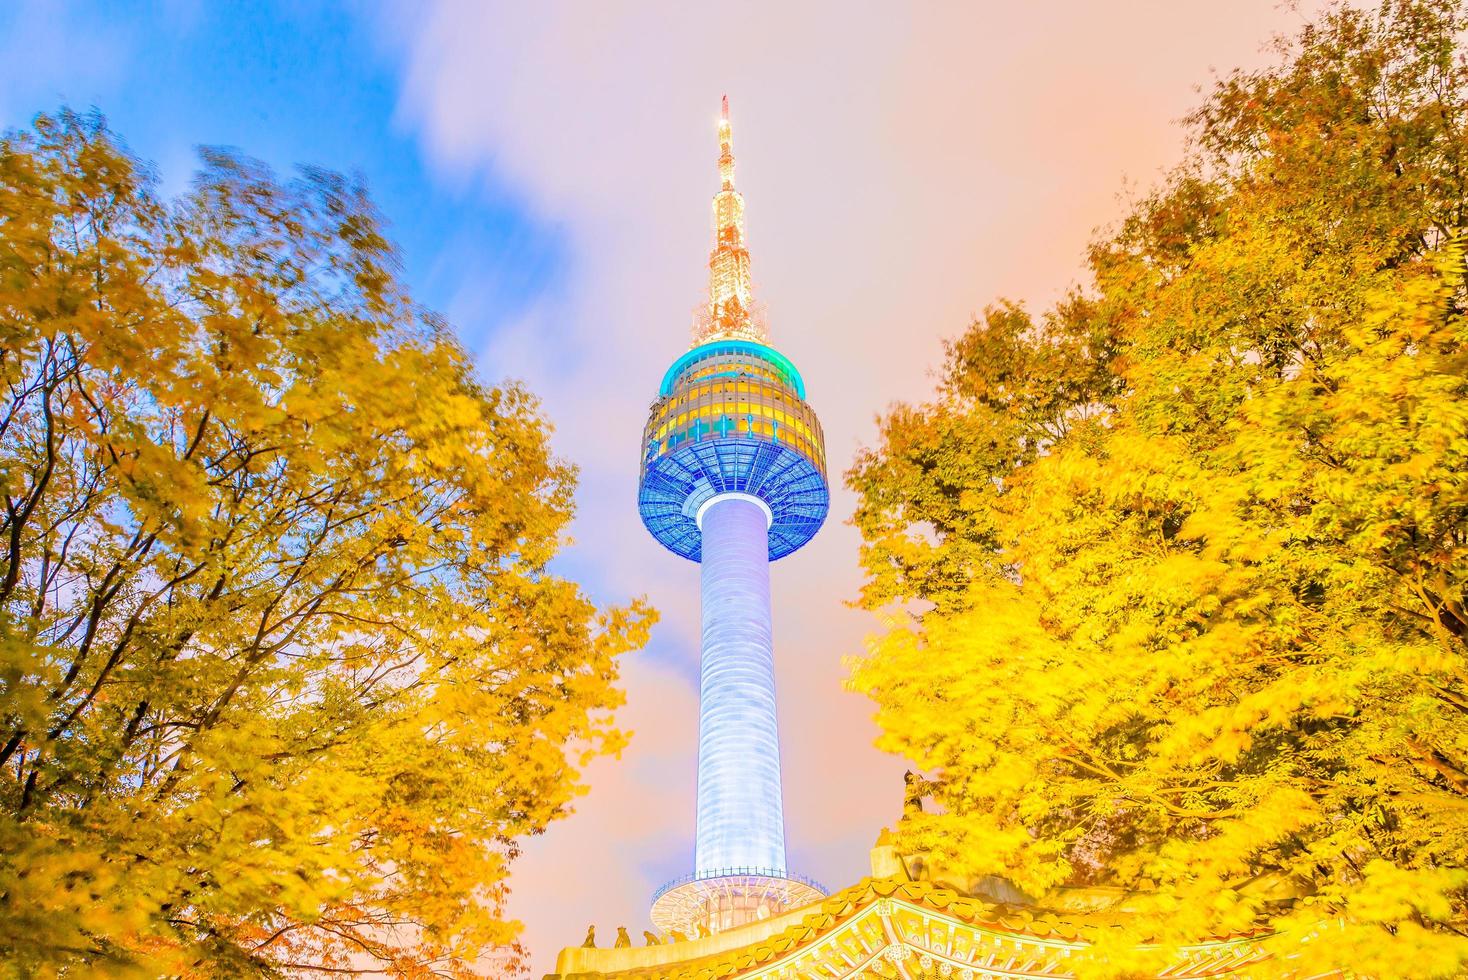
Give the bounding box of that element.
[659,340,806,400]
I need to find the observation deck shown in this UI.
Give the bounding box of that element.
[638,338,829,562]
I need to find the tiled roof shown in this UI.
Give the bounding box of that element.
[546,874,1270,980]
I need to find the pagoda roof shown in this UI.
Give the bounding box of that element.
[545,873,1272,980]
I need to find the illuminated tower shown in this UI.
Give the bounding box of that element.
[639,98,829,937]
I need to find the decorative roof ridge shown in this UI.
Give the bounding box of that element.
[546,873,1277,979]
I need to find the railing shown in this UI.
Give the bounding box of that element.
[652,867,828,904]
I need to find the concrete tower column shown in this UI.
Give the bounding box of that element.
[694,493,785,875]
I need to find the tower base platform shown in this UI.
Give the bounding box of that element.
[650,870,826,938]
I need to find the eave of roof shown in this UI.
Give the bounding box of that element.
[545,874,1270,980]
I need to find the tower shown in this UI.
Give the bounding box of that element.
[639,97,829,937]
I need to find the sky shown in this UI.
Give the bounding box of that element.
[1,1,1325,974]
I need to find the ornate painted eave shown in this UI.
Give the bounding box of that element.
[545,874,1272,980]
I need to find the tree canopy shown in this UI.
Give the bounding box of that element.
[0,110,650,977]
[848,2,1468,976]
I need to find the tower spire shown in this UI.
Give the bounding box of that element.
[697,96,765,346]
[718,95,733,189]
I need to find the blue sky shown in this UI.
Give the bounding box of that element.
[0,0,565,358]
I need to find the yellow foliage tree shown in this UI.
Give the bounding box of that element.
[0,110,651,977]
[848,2,1468,976]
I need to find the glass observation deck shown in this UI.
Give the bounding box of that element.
[639,339,829,562]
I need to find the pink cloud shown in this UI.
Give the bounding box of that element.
[384,2,1323,972]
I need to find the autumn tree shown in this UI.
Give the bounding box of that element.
[0,110,650,977]
[849,2,1468,976]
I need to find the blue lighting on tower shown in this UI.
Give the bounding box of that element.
[637,337,831,869]
[639,339,828,563]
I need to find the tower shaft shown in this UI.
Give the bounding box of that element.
[695,495,785,874]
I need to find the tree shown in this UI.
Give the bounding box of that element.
[0,110,651,977]
[848,2,1468,975]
